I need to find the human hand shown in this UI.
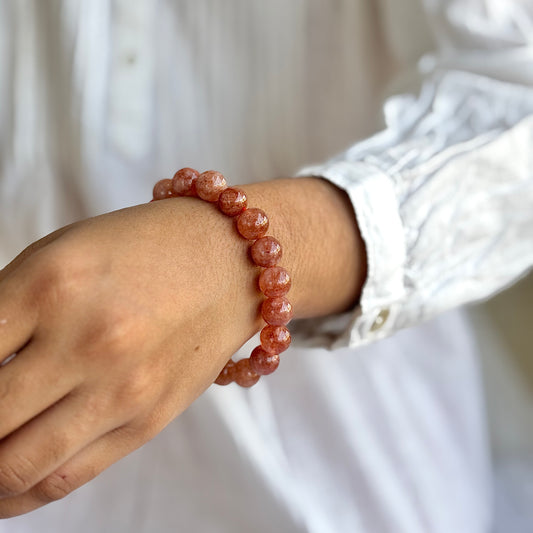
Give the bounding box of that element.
[0,177,366,517]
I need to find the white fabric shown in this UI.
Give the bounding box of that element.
[3,313,490,533]
[296,0,533,348]
[0,0,531,531]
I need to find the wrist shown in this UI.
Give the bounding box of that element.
[146,171,366,387]
[241,177,367,320]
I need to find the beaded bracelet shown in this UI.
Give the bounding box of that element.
[151,168,293,388]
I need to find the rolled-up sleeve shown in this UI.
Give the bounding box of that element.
[291,0,533,349]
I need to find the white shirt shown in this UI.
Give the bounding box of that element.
[0,1,532,532]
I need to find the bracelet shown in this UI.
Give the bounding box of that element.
[151,168,293,388]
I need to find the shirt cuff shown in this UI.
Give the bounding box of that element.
[290,161,407,349]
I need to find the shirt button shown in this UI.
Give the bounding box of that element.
[370,308,390,332]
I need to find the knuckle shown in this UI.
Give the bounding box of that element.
[31,251,80,307]
[0,456,39,497]
[114,368,154,414]
[33,472,76,503]
[80,393,106,422]
[66,394,107,437]
[29,239,105,310]
[84,308,143,365]
[100,312,136,355]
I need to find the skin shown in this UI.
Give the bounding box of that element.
[0,176,366,518]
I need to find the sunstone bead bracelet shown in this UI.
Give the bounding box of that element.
[151,168,293,388]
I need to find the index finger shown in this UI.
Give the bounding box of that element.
[0,225,72,285]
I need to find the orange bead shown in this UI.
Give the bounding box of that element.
[196,171,227,202]
[261,297,293,326]
[258,266,291,297]
[236,208,269,240]
[234,358,260,387]
[218,187,247,216]
[153,179,174,200]
[260,325,291,354]
[250,236,282,267]
[172,167,199,196]
[249,346,280,375]
[214,359,235,386]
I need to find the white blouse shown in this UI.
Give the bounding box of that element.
[296,1,533,348]
[0,1,532,532]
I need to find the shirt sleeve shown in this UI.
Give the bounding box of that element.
[290,0,533,349]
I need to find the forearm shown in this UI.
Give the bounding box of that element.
[242,177,367,320]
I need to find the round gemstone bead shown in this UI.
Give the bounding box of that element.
[153,179,174,200]
[218,187,248,217]
[249,346,280,375]
[250,236,282,267]
[214,359,236,386]
[260,325,291,354]
[195,171,227,202]
[172,167,199,196]
[234,358,260,387]
[258,266,291,298]
[261,297,293,326]
[236,208,269,240]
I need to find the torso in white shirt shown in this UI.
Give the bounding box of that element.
[0,2,491,532]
